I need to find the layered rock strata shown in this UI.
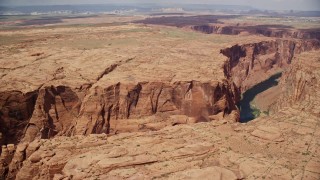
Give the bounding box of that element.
[0,39,319,149]
[0,24,320,179]
[273,50,320,115]
[2,100,319,179]
[0,91,38,145]
[22,80,239,143]
[2,49,318,180]
[221,39,319,91]
[192,25,320,40]
[135,16,320,40]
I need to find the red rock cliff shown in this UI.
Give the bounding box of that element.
[192,25,320,40]
[1,39,319,149]
[22,80,239,142]
[221,39,320,92]
[272,50,320,115]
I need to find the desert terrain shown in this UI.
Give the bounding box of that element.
[0,12,320,180]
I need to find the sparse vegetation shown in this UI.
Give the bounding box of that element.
[302,151,311,156]
[251,106,261,118]
[262,111,270,116]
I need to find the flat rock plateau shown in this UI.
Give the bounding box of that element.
[0,14,320,179]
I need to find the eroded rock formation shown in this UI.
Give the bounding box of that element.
[0,91,38,146]
[0,22,319,179]
[22,80,239,142]
[273,51,320,115]
[221,39,319,91]
[192,24,320,40]
[0,38,319,151]
[2,48,318,180]
[135,15,320,40]
[3,96,320,179]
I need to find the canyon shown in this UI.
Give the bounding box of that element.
[192,24,320,41]
[0,14,319,179]
[136,15,320,40]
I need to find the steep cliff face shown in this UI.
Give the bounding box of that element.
[1,39,319,150]
[2,93,320,179]
[21,86,84,143]
[21,80,239,143]
[192,25,320,40]
[221,39,320,92]
[273,50,320,115]
[1,47,320,180]
[192,25,233,34]
[2,50,320,180]
[0,91,38,146]
[0,80,241,178]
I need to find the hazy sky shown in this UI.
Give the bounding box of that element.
[1,0,320,11]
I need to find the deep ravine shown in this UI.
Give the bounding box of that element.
[238,72,282,122]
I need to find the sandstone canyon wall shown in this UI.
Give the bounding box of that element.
[0,39,319,151]
[192,25,320,40]
[0,35,320,179]
[1,80,240,148]
[1,49,320,180]
[0,91,38,145]
[221,39,319,92]
[272,51,320,115]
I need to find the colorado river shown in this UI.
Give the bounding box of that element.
[239,73,282,123]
